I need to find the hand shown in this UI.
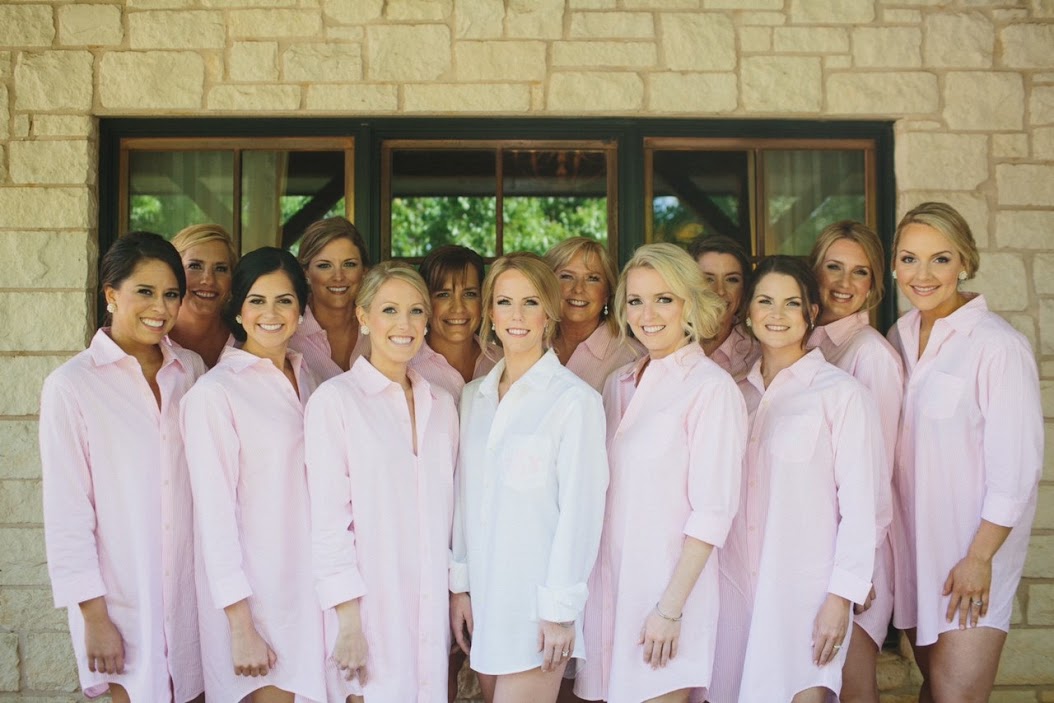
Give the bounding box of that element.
[638,606,680,669]
[333,601,369,684]
[79,597,125,675]
[449,592,473,656]
[811,594,850,667]
[943,552,992,629]
[230,621,277,677]
[854,585,877,615]
[537,620,574,673]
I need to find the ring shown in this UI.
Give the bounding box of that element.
[832,644,841,650]
[973,599,984,606]
[561,650,569,657]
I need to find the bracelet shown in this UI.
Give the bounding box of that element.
[655,602,682,622]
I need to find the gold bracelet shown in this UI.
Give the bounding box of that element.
[655,602,682,622]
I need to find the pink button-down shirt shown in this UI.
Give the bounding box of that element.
[578,343,746,703]
[887,295,1042,646]
[565,323,645,392]
[39,330,206,703]
[288,305,370,383]
[710,349,879,703]
[305,358,458,702]
[809,311,903,646]
[409,337,502,402]
[707,324,760,382]
[180,346,325,703]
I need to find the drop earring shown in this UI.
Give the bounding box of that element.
[106,302,116,314]
[603,303,609,317]
[360,325,370,336]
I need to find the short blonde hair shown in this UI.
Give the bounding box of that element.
[544,237,618,334]
[297,217,371,269]
[894,202,980,279]
[614,243,724,345]
[809,220,886,313]
[171,223,237,265]
[480,252,562,350]
[355,261,431,318]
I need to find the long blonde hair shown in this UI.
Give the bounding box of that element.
[809,220,886,313]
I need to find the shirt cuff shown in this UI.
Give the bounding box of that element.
[210,571,253,610]
[449,561,470,594]
[315,569,368,610]
[981,492,1030,528]
[51,571,107,609]
[683,510,731,548]
[827,567,872,605]
[536,582,588,623]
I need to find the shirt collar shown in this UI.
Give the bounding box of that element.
[581,324,616,361]
[89,328,186,372]
[479,348,562,397]
[943,293,989,332]
[619,339,703,381]
[300,305,326,338]
[811,310,869,347]
[219,345,306,376]
[745,346,825,394]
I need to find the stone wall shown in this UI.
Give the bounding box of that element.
[0,0,1052,700]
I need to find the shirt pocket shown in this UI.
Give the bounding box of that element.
[920,371,964,420]
[768,414,822,463]
[501,434,554,492]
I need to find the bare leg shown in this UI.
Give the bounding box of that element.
[493,663,568,703]
[790,686,829,703]
[479,672,497,703]
[839,623,880,703]
[644,689,691,703]
[905,627,934,703]
[109,684,130,703]
[249,686,295,703]
[347,696,364,703]
[927,627,1006,703]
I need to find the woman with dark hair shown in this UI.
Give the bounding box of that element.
[710,256,880,703]
[181,247,325,703]
[290,217,372,382]
[40,231,206,703]
[687,234,759,381]
[170,223,238,367]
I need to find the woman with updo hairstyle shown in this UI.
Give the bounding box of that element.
[290,217,372,382]
[170,223,237,367]
[40,232,206,703]
[577,243,746,703]
[306,261,458,702]
[450,253,608,703]
[181,247,325,703]
[806,221,904,703]
[710,256,880,703]
[888,202,1042,702]
[687,234,760,381]
[544,237,643,392]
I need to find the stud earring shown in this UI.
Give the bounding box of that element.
[958,270,967,281]
[424,325,429,335]
[745,318,752,328]
[891,270,898,280]
[298,315,304,324]
[106,302,116,314]
[235,314,243,325]
[360,325,370,336]
[491,323,495,331]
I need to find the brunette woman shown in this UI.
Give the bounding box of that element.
[170,223,237,367]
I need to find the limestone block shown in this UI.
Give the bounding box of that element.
[739,11,785,25]
[741,56,821,112]
[923,12,994,68]
[0,632,17,692]
[1034,127,1054,160]
[0,51,10,80]
[790,0,874,24]
[25,632,79,692]
[1047,423,1054,480]
[883,8,921,23]
[0,291,91,352]
[283,44,362,82]
[825,55,850,69]
[9,141,92,186]
[129,10,225,49]
[547,72,643,112]
[826,72,938,115]
[997,164,1054,207]
[58,4,123,46]
[14,52,93,111]
[455,0,504,39]
[1033,0,1054,16]
[367,25,451,81]
[13,115,29,139]
[772,27,849,53]
[571,0,615,7]
[624,0,697,8]
[1000,23,1054,68]
[1035,486,1054,531]
[229,41,279,82]
[894,133,988,191]
[506,0,565,39]
[387,0,452,20]
[996,211,1054,250]
[648,72,737,113]
[1035,254,1054,295]
[0,421,42,480]
[0,188,93,230]
[738,26,771,52]
[944,72,1024,131]
[207,85,301,111]
[455,41,547,81]
[0,527,49,586]
[553,41,657,68]
[1031,86,1054,126]
[990,691,1046,703]
[229,9,322,38]
[324,0,383,24]
[0,231,93,289]
[99,51,204,109]
[32,115,93,138]
[960,253,1028,312]
[327,26,366,42]
[0,5,55,47]
[304,84,398,112]
[851,27,920,67]
[992,133,1029,159]
[704,0,780,7]
[0,479,43,524]
[404,83,530,112]
[128,0,196,7]
[0,86,8,140]
[660,13,735,70]
[0,586,67,630]
[997,626,1054,684]
[569,11,654,38]
[1043,299,1054,356]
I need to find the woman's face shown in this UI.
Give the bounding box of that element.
[429,266,482,347]
[239,270,301,356]
[491,269,549,357]
[625,266,687,360]
[893,223,966,318]
[305,237,365,310]
[358,278,429,367]
[180,240,232,320]
[816,238,873,325]
[104,258,182,348]
[696,252,744,327]
[555,250,608,329]
[747,272,815,353]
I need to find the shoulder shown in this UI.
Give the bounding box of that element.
[550,363,603,407]
[969,311,1034,354]
[42,350,95,401]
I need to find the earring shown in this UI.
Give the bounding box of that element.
[491,323,495,331]
[298,315,304,324]
[891,270,898,280]
[424,325,429,335]
[745,318,752,328]
[958,270,967,281]
[235,315,243,325]
[603,304,609,317]
[360,325,370,336]
[106,302,116,314]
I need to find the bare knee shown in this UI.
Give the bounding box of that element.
[790,686,828,703]
[109,684,131,703]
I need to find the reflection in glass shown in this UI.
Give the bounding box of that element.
[128,151,235,238]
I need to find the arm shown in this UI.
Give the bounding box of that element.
[448,397,473,655]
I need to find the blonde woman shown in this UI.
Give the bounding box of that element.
[451,253,608,703]
[170,223,237,367]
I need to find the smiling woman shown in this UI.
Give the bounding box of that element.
[170,224,237,367]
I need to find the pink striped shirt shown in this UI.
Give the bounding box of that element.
[40,330,206,703]
[565,323,644,392]
[288,305,370,383]
[408,337,502,402]
[707,324,760,382]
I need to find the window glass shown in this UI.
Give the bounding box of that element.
[128,150,234,237]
